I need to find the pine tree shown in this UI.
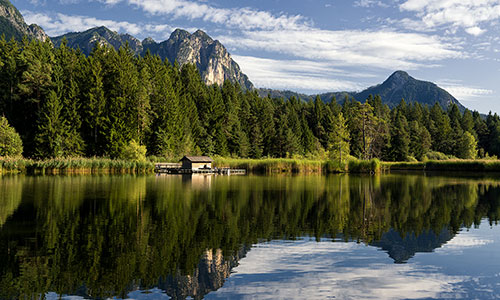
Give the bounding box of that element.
[349,102,378,160]
[35,90,67,158]
[473,111,489,157]
[409,121,431,160]
[429,103,453,154]
[83,55,107,156]
[53,42,85,156]
[0,37,21,122]
[17,39,55,155]
[328,112,350,161]
[390,110,410,161]
[461,109,474,134]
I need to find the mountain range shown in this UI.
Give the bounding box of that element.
[261,70,465,110]
[52,26,254,90]
[0,0,465,110]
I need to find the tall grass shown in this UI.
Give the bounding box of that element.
[213,157,326,173]
[7,156,500,176]
[214,157,375,174]
[0,157,155,175]
[348,159,381,173]
[383,160,500,172]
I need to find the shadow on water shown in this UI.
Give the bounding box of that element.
[0,173,500,299]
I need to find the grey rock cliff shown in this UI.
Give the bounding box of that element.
[52,27,254,90]
[0,0,49,41]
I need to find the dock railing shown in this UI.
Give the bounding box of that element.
[154,163,245,175]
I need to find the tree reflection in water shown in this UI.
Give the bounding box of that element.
[0,174,499,299]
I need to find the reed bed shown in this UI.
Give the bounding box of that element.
[383,160,500,172]
[348,159,382,173]
[213,157,327,174]
[5,156,500,176]
[0,157,155,175]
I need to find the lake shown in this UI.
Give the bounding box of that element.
[1,174,500,299]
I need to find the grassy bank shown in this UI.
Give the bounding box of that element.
[215,157,500,174]
[213,157,328,173]
[0,157,154,175]
[213,157,382,174]
[4,156,500,176]
[383,160,500,172]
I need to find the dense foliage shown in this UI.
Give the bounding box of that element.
[0,116,22,156]
[0,37,496,161]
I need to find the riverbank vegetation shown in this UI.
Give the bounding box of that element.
[0,157,154,174]
[1,37,500,168]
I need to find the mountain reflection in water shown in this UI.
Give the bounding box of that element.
[0,174,499,299]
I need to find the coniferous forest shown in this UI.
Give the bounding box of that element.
[0,37,499,162]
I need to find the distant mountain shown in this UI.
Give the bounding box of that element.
[52,27,254,90]
[260,71,466,110]
[257,88,311,100]
[52,26,143,56]
[371,228,454,263]
[351,71,465,110]
[0,0,49,41]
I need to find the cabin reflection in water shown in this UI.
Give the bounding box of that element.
[181,174,213,189]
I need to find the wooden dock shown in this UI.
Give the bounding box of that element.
[155,163,245,175]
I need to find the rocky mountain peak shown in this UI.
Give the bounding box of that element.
[0,0,49,41]
[385,70,410,85]
[143,28,253,89]
[52,26,254,90]
[192,29,212,41]
[170,28,191,41]
[352,70,465,110]
[142,37,156,45]
[380,70,414,92]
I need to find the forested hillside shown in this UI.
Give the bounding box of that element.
[0,37,498,161]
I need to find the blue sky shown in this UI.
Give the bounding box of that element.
[12,0,500,113]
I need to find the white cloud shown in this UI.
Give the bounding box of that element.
[98,0,309,31]
[354,0,389,8]
[400,0,500,35]
[232,55,365,92]
[219,29,463,71]
[438,79,494,101]
[443,235,493,248]
[22,11,176,40]
[214,240,467,299]
[465,26,486,36]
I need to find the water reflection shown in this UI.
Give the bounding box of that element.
[0,174,499,299]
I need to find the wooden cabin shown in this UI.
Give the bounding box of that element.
[180,156,213,170]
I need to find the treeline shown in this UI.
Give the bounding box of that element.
[0,37,498,161]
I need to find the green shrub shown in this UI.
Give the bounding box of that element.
[406,156,418,162]
[424,151,449,161]
[121,140,147,161]
[348,159,381,173]
[0,117,23,157]
[325,160,347,173]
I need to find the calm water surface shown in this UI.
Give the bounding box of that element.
[1,174,500,299]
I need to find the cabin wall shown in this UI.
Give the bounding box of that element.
[182,161,192,169]
[191,163,211,170]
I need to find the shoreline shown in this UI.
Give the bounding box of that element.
[3,157,500,175]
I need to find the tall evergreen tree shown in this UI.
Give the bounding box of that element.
[34,90,67,158]
[390,110,410,161]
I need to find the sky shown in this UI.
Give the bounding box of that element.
[12,0,500,113]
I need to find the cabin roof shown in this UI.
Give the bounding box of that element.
[180,156,213,163]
